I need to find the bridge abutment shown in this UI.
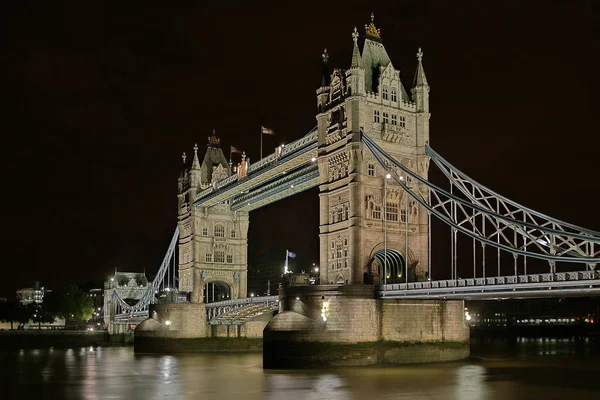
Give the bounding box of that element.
[263,285,469,368]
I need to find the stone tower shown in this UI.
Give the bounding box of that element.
[177,131,249,303]
[317,15,431,285]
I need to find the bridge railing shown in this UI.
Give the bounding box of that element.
[380,270,600,298]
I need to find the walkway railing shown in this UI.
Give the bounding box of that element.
[379,270,600,299]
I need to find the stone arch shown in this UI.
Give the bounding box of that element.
[203,279,232,303]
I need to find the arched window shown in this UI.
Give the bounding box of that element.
[214,225,225,237]
[382,86,389,100]
[230,229,236,238]
[391,88,397,102]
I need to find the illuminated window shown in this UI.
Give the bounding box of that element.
[391,88,397,102]
[386,202,398,221]
[205,253,212,263]
[382,86,389,100]
[399,116,406,128]
[373,205,381,220]
[383,112,389,124]
[400,209,407,223]
[214,225,225,237]
[391,115,397,125]
[226,254,233,264]
[202,228,208,236]
[230,229,236,238]
[368,163,376,176]
[373,110,380,123]
[214,250,225,263]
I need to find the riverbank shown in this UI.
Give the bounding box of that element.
[0,331,134,348]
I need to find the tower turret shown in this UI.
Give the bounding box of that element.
[346,27,366,96]
[316,49,331,113]
[411,48,430,113]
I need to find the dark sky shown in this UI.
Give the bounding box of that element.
[2,1,599,298]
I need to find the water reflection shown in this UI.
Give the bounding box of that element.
[0,338,598,400]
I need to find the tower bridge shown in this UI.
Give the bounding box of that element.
[117,15,600,366]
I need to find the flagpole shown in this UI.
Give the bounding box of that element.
[260,127,263,160]
[285,250,288,274]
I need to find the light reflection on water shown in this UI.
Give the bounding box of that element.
[1,338,599,400]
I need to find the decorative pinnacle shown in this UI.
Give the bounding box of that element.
[193,143,198,154]
[322,48,329,64]
[182,152,187,164]
[417,47,424,61]
[365,13,381,39]
[352,27,358,43]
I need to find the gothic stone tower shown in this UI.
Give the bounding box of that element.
[317,16,431,285]
[177,132,249,303]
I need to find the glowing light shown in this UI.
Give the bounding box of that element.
[165,320,171,326]
[399,176,404,181]
[465,311,472,321]
[311,157,316,162]
[296,297,300,301]
[386,173,391,179]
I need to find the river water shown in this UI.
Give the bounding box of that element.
[1,338,599,400]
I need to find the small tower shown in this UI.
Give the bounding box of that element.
[411,48,430,113]
[316,49,331,113]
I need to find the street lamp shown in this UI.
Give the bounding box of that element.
[384,173,391,285]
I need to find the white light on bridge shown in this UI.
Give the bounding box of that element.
[311,157,316,162]
[386,173,391,179]
[465,312,472,321]
[165,320,171,326]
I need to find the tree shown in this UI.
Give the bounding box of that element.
[0,301,33,330]
[49,285,95,324]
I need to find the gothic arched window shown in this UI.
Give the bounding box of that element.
[391,88,397,102]
[214,225,225,238]
[382,86,389,100]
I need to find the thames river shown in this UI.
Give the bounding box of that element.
[1,338,599,400]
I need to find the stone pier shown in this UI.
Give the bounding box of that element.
[263,285,469,368]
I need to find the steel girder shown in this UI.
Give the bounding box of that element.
[361,131,600,265]
[113,227,179,314]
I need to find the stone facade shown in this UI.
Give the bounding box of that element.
[177,134,249,303]
[317,17,431,286]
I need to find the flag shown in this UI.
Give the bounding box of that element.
[261,126,276,135]
[287,250,296,258]
[230,145,243,154]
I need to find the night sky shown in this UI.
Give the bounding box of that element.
[2,1,599,298]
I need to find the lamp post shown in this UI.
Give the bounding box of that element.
[384,173,391,285]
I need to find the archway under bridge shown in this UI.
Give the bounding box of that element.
[203,280,231,303]
[367,248,416,284]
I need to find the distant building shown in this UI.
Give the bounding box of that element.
[16,281,47,305]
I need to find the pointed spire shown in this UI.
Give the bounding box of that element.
[351,26,362,68]
[413,47,429,88]
[320,48,330,87]
[191,143,200,170]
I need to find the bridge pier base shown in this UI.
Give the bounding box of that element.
[263,285,470,368]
